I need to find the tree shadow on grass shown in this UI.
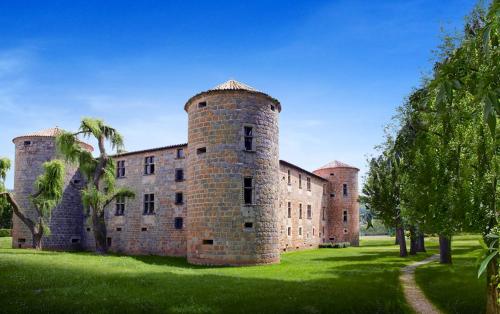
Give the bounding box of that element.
[0,255,413,314]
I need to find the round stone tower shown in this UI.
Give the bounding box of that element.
[313,161,360,246]
[185,80,281,265]
[11,127,93,250]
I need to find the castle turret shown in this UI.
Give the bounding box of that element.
[11,127,93,249]
[185,80,281,265]
[313,161,359,246]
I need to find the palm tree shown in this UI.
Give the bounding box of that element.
[56,118,134,254]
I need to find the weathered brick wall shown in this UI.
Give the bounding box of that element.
[313,167,359,246]
[12,137,86,250]
[278,162,328,251]
[82,145,188,256]
[186,90,281,265]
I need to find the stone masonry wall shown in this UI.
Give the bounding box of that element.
[82,145,188,256]
[12,137,85,250]
[313,167,359,246]
[186,91,280,265]
[278,162,328,251]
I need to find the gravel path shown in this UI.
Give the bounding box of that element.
[400,254,441,314]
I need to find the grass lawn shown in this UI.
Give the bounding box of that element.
[0,236,480,313]
[415,235,486,314]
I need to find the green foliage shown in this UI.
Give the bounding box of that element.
[319,242,351,249]
[32,160,65,217]
[0,229,11,237]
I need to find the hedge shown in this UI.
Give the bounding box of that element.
[319,242,350,249]
[0,229,11,237]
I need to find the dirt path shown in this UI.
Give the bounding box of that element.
[400,254,441,314]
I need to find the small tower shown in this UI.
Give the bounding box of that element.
[185,80,282,265]
[11,127,93,249]
[314,161,360,246]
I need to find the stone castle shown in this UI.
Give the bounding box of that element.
[11,80,359,266]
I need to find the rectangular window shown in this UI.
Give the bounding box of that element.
[313,228,315,236]
[116,160,125,178]
[175,192,184,205]
[322,207,326,221]
[287,202,292,218]
[176,148,185,159]
[299,203,302,219]
[287,227,291,236]
[299,174,302,189]
[343,210,348,223]
[143,193,155,215]
[307,205,312,219]
[307,177,311,191]
[244,126,254,151]
[299,227,302,236]
[174,217,183,229]
[23,141,31,146]
[197,147,207,154]
[198,101,207,108]
[287,170,291,185]
[243,177,253,205]
[244,222,253,229]
[175,169,184,181]
[203,239,213,245]
[144,156,155,175]
[343,184,348,196]
[115,196,125,216]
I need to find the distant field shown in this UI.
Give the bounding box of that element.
[0,235,483,313]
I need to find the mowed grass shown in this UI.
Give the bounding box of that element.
[0,236,477,314]
[415,234,486,314]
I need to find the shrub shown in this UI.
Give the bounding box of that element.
[0,229,11,237]
[319,242,351,249]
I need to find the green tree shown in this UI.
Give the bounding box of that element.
[0,158,65,249]
[361,142,408,257]
[56,118,134,254]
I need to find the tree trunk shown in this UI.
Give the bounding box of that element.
[395,233,399,245]
[485,237,499,314]
[92,207,108,254]
[416,233,426,252]
[32,231,43,250]
[409,226,418,255]
[396,226,407,257]
[439,234,452,264]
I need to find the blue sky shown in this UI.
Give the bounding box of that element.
[0,0,475,189]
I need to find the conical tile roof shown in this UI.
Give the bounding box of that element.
[316,160,359,170]
[13,127,93,151]
[210,80,258,92]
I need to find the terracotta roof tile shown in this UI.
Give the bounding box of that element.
[316,160,359,171]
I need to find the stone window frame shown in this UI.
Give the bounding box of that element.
[322,207,326,221]
[243,177,255,205]
[287,202,292,218]
[144,156,155,175]
[175,168,184,182]
[298,203,302,219]
[306,177,311,191]
[242,123,256,152]
[287,169,291,185]
[298,174,302,189]
[313,228,315,237]
[343,183,348,197]
[116,160,126,178]
[287,226,292,237]
[343,209,348,224]
[115,195,125,216]
[176,148,185,159]
[307,205,312,219]
[143,193,155,215]
[298,226,303,237]
[175,192,184,205]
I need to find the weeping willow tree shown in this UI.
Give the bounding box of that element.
[56,118,134,254]
[0,158,65,249]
